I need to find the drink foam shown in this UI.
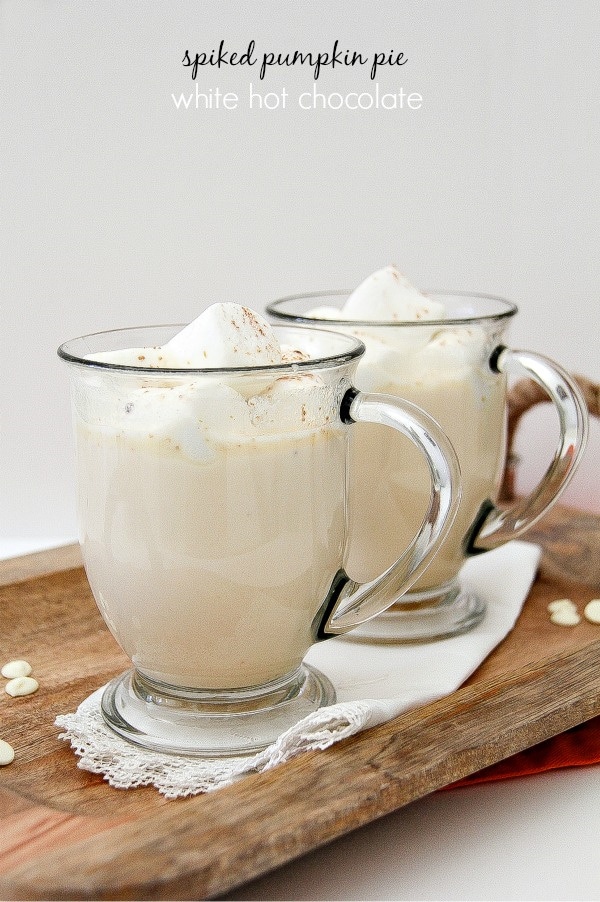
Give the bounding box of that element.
[306,265,488,384]
[82,304,334,456]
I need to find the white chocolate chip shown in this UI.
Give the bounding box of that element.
[5,676,39,697]
[550,607,581,626]
[547,598,576,613]
[1,659,32,679]
[584,599,600,624]
[0,739,15,766]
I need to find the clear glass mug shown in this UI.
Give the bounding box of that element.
[267,292,589,643]
[58,324,460,755]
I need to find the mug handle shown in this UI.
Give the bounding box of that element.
[465,347,589,554]
[314,387,461,638]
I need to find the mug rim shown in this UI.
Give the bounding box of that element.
[266,289,518,327]
[57,322,366,375]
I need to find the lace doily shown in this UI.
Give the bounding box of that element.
[55,689,377,797]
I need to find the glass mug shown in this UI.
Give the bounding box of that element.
[267,292,589,642]
[58,324,460,755]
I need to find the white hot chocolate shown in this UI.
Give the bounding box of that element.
[75,305,347,689]
[308,266,507,591]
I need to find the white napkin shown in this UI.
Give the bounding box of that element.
[55,541,540,797]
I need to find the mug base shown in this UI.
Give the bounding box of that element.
[100,665,335,757]
[341,584,486,644]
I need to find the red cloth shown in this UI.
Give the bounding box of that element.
[445,715,600,789]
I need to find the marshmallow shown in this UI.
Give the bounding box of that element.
[111,381,254,458]
[89,305,284,370]
[248,374,330,433]
[80,304,336,451]
[163,304,282,368]
[417,326,488,370]
[349,335,406,392]
[342,265,446,322]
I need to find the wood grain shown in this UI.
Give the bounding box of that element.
[0,543,82,588]
[0,505,599,900]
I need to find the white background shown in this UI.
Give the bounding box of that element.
[1,5,600,899]
[1,0,598,555]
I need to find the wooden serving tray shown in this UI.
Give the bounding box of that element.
[1,505,600,901]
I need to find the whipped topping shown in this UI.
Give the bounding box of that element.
[343,265,446,322]
[304,266,489,386]
[248,373,330,433]
[90,304,291,370]
[81,304,334,456]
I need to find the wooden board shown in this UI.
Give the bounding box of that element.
[1,504,599,900]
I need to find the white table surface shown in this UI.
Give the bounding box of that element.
[3,539,599,902]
